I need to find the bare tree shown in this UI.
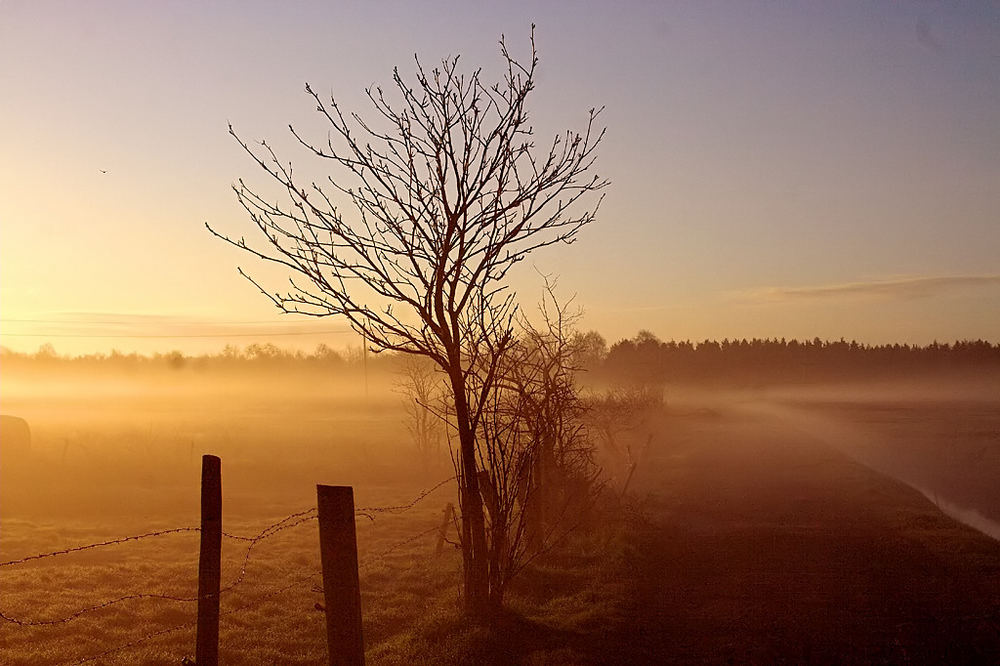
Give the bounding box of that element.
[396,354,447,470]
[208,28,606,617]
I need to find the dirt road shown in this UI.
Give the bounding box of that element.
[611,404,1000,663]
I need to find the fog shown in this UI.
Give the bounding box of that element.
[1,363,429,523]
[3,359,999,662]
[3,362,998,525]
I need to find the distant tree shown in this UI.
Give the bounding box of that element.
[208,29,606,617]
[312,342,344,364]
[221,344,243,360]
[634,329,661,347]
[163,350,186,370]
[572,330,608,370]
[245,342,283,360]
[34,343,58,360]
[396,354,448,470]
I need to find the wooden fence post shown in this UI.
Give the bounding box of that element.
[196,454,222,666]
[620,461,638,497]
[317,485,365,666]
[435,502,455,556]
[621,434,653,497]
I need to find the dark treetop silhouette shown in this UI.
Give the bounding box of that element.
[207,28,607,617]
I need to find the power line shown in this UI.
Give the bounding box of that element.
[0,318,330,325]
[0,330,353,339]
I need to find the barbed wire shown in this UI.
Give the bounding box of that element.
[32,508,451,664]
[0,591,187,628]
[306,522,446,593]
[0,511,321,569]
[0,527,201,568]
[3,478,453,569]
[2,478,456,629]
[215,513,318,599]
[358,525,442,573]
[0,511,319,626]
[70,571,323,665]
[69,617,195,665]
[355,476,455,515]
[221,507,317,542]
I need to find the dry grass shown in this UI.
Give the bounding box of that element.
[0,375,626,664]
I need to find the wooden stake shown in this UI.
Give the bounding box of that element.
[317,485,365,665]
[196,455,222,666]
[435,502,455,556]
[621,461,638,497]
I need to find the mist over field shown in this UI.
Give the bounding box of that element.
[3,341,1000,663]
[4,1,1000,663]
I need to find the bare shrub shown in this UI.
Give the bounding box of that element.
[585,385,662,492]
[456,283,602,607]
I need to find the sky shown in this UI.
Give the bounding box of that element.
[1,0,998,355]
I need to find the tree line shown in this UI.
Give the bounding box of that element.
[0,343,374,372]
[596,331,1000,385]
[6,334,996,382]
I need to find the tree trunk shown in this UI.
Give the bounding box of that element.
[488,521,507,612]
[450,370,491,618]
[526,447,545,549]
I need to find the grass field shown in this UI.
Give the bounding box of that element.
[798,399,1000,529]
[3,372,1000,663]
[0,373,628,664]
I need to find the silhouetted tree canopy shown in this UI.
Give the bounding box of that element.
[599,335,1000,385]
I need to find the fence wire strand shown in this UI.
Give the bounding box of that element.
[68,511,449,666]
[0,527,201,568]
[0,510,319,626]
[70,571,322,665]
[3,477,452,571]
[355,476,455,515]
[68,617,195,666]
[3,475,457,653]
[359,525,443,573]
